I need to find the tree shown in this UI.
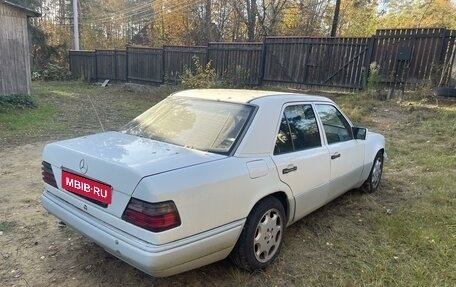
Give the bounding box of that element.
[232,0,258,41]
[280,0,333,36]
[337,0,379,36]
[380,0,456,29]
[212,0,235,41]
[257,0,289,36]
[31,0,456,52]
[79,0,152,49]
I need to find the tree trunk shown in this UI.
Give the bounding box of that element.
[205,0,212,44]
[246,0,257,41]
[331,0,341,37]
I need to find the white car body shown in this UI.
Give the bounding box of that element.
[40,89,385,277]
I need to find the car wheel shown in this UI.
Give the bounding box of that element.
[364,151,384,193]
[230,196,285,271]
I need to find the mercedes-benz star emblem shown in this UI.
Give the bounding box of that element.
[79,159,88,174]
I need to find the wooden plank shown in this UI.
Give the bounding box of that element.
[208,42,262,85]
[0,3,31,95]
[351,38,361,87]
[323,40,367,85]
[127,47,163,83]
[69,50,97,81]
[440,30,456,85]
[405,29,418,80]
[116,50,126,81]
[348,38,358,87]
[163,45,208,83]
[415,28,429,80]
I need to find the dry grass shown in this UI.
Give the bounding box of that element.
[0,82,455,286]
[0,81,177,147]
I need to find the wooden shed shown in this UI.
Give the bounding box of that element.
[0,1,40,96]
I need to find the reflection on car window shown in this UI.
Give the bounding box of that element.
[315,104,353,144]
[275,114,293,154]
[121,97,254,155]
[274,104,321,155]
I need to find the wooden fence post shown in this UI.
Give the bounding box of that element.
[161,47,165,84]
[114,49,117,82]
[302,41,311,85]
[68,50,72,78]
[206,43,211,67]
[435,28,449,85]
[125,46,129,83]
[94,50,98,82]
[259,39,267,86]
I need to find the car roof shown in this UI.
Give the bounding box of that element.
[172,89,333,104]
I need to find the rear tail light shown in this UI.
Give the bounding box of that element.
[42,161,58,188]
[122,198,181,232]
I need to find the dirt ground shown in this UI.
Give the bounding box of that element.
[0,84,238,286]
[0,143,244,287]
[0,109,391,287]
[1,83,454,286]
[0,86,371,286]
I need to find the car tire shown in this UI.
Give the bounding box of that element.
[363,151,384,193]
[230,196,285,271]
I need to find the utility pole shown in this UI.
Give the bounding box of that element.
[72,0,80,50]
[330,0,341,37]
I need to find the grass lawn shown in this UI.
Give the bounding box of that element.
[0,81,178,147]
[0,81,455,286]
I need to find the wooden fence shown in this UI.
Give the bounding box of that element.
[371,28,456,86]
[69,27,456,90]
[208,42,263,85]
[263,37,371,89]
[163,45,207,83]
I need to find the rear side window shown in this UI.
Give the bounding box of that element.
[315,104,353,144]
[274,104,321,155]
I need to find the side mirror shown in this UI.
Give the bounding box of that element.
[353,127,367,140]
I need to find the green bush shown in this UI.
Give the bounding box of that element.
[221,65,251,88]
[364,62,390,100]
[180,56,217,88]
[34,63,72,81]
[30,25,72,81]
[0,94,37,111]
[42,63,72,81]
[180,56,255,89]
[367,62,380,91]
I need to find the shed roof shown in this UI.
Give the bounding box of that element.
[1,1,41,17]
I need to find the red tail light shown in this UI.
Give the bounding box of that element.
[122,198,181,232]
[42,161,58,188]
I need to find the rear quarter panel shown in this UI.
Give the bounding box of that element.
[131,156,293,245]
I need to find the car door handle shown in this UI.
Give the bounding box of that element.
[331,153,341,160]
[282,165,298,174]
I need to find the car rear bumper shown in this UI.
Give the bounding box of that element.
[40,190,245,277]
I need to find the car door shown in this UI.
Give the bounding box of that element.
[315,104,365,200]
[271,104,331,221]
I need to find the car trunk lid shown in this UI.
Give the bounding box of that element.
[42,131,224,218]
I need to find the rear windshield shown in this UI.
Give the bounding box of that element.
[121,96,255,155]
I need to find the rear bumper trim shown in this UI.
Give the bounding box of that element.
[41,190,244,277]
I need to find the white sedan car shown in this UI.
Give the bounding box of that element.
[41,89,385,277]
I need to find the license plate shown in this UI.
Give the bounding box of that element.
[62,170,112,205]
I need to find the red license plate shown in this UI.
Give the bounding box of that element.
[62,171,112,205]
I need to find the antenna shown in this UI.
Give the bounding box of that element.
[86,94,105,132]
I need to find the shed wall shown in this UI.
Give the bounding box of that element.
[0,3,31,96]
